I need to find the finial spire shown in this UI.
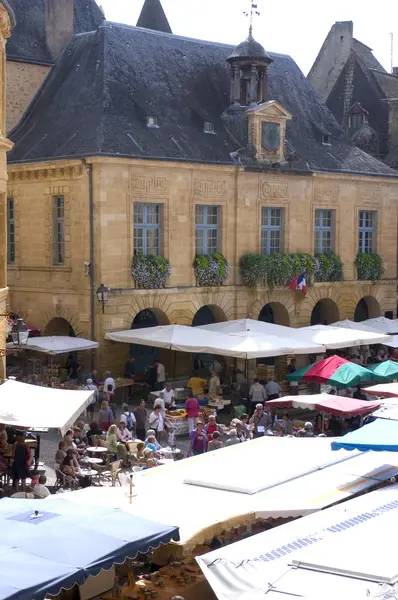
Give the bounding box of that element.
[244,2,260,38]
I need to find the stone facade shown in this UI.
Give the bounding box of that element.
[0,2,13,377]
[6,61,51,132]
[7,158,398,377]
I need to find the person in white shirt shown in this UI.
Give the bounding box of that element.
[249,379,266,413]
[33,475,50,498]
[103,371,116,394]
[265,377,281,400]
[161,384,175,409]
[148,406,165,441]
[156,361,166,390]
[154,393,166,418]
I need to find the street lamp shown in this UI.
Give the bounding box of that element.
[96,284,110,314]
[11,318,29,347]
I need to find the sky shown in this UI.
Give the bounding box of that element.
[97,0,398,76]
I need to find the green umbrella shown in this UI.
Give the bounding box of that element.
[367,360,398,380]
[286,355,384,388]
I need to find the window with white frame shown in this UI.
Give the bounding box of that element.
[261,207,283,255]
[358,210,376,254]
[134,203,161,256]
[53,195,65,265]
[204,121,215,134]
[195,205,220,255]
[7,197,15,265]
[314,209,333,254]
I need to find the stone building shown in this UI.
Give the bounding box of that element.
[5,0,398,376]
[308,21,398,169]
[0,0,13,377]
[5,0,103,132]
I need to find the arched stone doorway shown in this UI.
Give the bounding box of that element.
[130,308,169,375]
[258,302,290,326]
[192,305,227,372]
[354,296,381,322]
[192,305,227,327]
[44,318,75,337]
[310,299,340,326]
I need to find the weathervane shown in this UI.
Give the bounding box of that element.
[243,1,260,36]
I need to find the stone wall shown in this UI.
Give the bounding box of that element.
[7,157,398,377]
[6,61,51,132]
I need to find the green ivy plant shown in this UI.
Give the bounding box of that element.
[355,252,384,282]
[131,255,171,289]
[194,253,229,286]
[240,252,343,288]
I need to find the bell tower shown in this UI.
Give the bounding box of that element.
[226,3,272,107]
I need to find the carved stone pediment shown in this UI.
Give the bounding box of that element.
[246,100,292,163]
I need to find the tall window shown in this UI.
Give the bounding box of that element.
[53,195,65,265]
[261,207,282,255]
[350,113,364,131]
[358,210,376,254]
[314,209,333,254]
[134,203,161,256]
[7,197,15,264]
[195,205,220,255]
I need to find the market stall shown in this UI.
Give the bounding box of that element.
[285,354,383,387]
[265,393,381,417]
[196,485,398,600]
[54,437,398,560]
[6,336,99,384]
[0,497,179,600]
[331,417,398,452]
[362,382,398,397]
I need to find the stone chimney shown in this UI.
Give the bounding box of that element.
[45,0,74,60]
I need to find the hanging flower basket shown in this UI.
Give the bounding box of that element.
[240,252,343,288]
[131,255,171,289]
[355,252,384,282]
[194,253,229,286]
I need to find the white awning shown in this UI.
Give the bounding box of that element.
[7,336,99,355]
[201,319,391,349]
[197,485,398,600]
[300,323,391,348]
[53,438,398,552]
[0,379,94,435]
[362,317,398,334]
[105,324,325,358]
[331,318,383,332]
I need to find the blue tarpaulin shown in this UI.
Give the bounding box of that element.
[0,497,179,600]
[331,418,398,452]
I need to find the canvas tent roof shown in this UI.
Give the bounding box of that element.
[331,418,398,452]
[54,437,398,551]
[265,393,381,417]
[299,323,391,348]
[7,336,99,355]
[0,379,94,436]
[0,497,178,600]
[105,324,324,358]
[196,485,398,600]
[363,382,398,397]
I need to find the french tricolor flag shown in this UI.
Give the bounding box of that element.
[289,273,307,295]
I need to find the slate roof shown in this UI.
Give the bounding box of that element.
[352,39,385,72]
[8,22,397,176]
[136,0,172,34]
[6,0,104,64]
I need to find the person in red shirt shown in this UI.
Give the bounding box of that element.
[204,414,223,441]
[185,396,200,433]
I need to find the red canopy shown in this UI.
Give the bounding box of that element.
[362,383,398,398]
[265,394,381,418]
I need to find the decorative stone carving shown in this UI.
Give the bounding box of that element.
[259,178,288,199]
[314,185,339,201]
[8,165,83,182]
[193,178,227,198]
[357,186,382,203]
[131,175,168,195]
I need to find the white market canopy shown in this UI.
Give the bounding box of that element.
[332,318,398,349]
[105,324,325,359]
[0,379,94,435]
[197,485,398,600]
[54,438,398,552]
[202,319,391,349]
[299,323,391,348]
[7,336,99,355]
